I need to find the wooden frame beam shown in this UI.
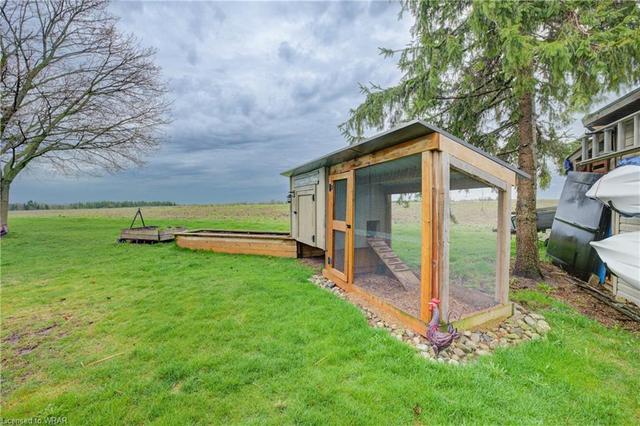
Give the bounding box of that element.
[420,150,434,322]
[439,153,450,321]
[439,136,516,185]
[431,151,444,302]
[496,186,512,304]
[449,155,508,191]
[329,134,438,175]
[453,303,513,330]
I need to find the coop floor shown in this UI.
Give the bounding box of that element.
[354,273,497,319]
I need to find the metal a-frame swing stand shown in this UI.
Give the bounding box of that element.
[118,208,185,243]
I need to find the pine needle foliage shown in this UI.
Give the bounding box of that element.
[340,0,640,186]
[340,0,640,277]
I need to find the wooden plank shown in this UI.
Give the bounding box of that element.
[298,242,325,258]
[175,231,290,240]
[449,155,508,191]
[175,229,289,237]
[316,167,327,250]
[178,245,295,258]
[120,233,159,241]
[618,281,640,307]
[438,135,517,185]
[420,150,433,322]
[178,236,296,246]
[620,215,640,232]
[329,134,438,174]
[176,235,298,258]
[332,222,347,232]
[453,303,513,330]
[496,187,512,304]
[558,271,640,322]
[349,285,428,337]
[326,173,334,273]
[431,150,442,302]
[366,238,420,291]
[440,153,450,321]
[322,267,353,292]
[322,267,427,336]
[120,227,160,241]
[295,189,316,247]
[346,170,355,285]
[326,171,354,283]
[177,238,297,251]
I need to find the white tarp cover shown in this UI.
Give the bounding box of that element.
[590,232,640,290]
[585,165,640,216]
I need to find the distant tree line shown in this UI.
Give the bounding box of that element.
[10,201,176,211]
[1,0,169,234]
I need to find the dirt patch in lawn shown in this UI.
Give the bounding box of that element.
[1,311,84,397]
[2,323,61,356]
[512,262,640,333]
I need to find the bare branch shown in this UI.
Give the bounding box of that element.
[1,0,170,183]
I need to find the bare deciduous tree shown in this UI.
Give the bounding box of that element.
[0,0,169,232]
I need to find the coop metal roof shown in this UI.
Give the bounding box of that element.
[281,119,529,179]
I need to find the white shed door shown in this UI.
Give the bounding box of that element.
[297,193,316,247]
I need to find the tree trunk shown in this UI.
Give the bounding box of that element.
[513,91,542,279]
[1,177,10,232]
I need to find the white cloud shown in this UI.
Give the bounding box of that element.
[13,1,412,203]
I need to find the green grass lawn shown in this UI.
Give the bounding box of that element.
[2,210,640,424]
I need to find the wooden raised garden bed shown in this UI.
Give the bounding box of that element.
[174,230,301,258]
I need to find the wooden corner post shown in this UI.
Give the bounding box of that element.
[420,147,444,322]
[496,186,512,304]
[439,153,450,320]
[420,150,433,322]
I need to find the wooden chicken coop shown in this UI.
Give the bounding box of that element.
[283,120,528,334]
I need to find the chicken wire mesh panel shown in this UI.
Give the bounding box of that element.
[448,167,499,319]
[353,154,422,318]
[333,179,347,221]
[333,230,346,274]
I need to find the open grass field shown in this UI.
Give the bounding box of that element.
[2,203,639,424]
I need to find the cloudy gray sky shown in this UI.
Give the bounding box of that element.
[12,1,596,204]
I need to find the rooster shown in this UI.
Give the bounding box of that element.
[426,298,459,355]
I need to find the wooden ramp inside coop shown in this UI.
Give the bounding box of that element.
[366,238,420,291]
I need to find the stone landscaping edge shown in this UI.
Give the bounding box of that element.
[308,274,551,365]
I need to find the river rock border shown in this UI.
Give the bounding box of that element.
[308,274,551,365]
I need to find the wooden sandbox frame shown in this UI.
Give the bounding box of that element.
[315,129,524,335]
